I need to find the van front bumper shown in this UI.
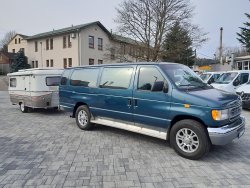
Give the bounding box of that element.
[207,116,245,145]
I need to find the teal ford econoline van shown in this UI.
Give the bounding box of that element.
[59,63,245,159]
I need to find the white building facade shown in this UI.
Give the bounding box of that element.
[8,21,147,69]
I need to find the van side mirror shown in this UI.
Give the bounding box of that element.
[208,77,214,84]
[151,81,164,92]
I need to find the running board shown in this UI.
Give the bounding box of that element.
[91,118,167,140]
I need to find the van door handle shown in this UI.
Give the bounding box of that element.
[134,99,138,108]
[127,99,132,107]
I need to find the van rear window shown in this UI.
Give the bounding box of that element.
[10,78,16,87]
[46,76,61,86]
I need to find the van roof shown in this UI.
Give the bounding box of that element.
[7,68,64,76]
[65,62,179,69]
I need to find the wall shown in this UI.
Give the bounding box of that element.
[26,34,79,68]
[8,34,28,54]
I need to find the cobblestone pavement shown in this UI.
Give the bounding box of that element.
[0,91,250,188]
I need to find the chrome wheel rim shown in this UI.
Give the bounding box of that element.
[176,128,199,153]
[78,110,88,126]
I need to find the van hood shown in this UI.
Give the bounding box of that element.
[211,83,235,93]
[185,88,239,108]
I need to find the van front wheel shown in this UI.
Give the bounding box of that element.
[20,103,28,113]
[170,120,210,160]
[75,105,93,130]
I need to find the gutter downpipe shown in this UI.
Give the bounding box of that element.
[77,30,81,66]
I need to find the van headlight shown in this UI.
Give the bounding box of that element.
[211,109,229,121]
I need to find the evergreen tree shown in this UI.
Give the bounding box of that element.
[10,51,30,72]
[162,22,195,66]
[237,12,250,52]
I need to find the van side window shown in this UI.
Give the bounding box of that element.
[70,68,99,87]
[138,67,165,91]
[240,73,249,84]
[99,67,133,89]
[61,69,71,85]
[10,78,17,87]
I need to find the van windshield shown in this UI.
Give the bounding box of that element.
[160,64,210,90]
[215,72,238,84]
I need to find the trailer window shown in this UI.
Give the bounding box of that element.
[46,76,61,86]
[10,78,16,87]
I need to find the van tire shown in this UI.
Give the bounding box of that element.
[170,120,210,160]
[20,103,28,113]
[75,105,93,130]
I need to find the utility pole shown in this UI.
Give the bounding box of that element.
[219,27,223,64]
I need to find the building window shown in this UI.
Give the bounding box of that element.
[98,38,103,50]
[50,38,53,50]
[63,36,67,48]
[46,39,49,50]
[50,59,54,67]
[15,39,17,44]
[32,61,35,68]
[35,61,38,68]
[46,60,49,67]
[68,35,72,48]
[35,41,38,52]
[63,58,67,68]
[89,36,94,48]
[68,58,72,67]
[98,59,103,64]
[19,38,21,44]
[110,48,115,60]
[12,49,15,53]
[89,58,94,65]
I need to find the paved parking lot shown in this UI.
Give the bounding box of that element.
[0,91,250,188]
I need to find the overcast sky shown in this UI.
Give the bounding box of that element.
[0,0,249,59]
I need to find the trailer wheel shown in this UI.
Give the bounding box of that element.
[170,119,210,160]
[20,103,28,113]
[75,105,93,130]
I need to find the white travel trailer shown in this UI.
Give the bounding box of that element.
[8,68,63,112]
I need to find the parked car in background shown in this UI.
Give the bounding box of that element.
[200,72,223,84]
[8,68,63,112]
[59,63,245,160]
[236,82,250,109]
[212,70,250,93]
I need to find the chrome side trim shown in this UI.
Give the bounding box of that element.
[91,118,167,140]
[90,107,169,122]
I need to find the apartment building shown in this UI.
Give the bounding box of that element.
[8,21,149,69]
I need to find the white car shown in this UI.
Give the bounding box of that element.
[212,70,250,93]
[200,72,223,84]
[236,83,250,109]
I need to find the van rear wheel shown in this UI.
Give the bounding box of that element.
[20,103,28,113]
[170,120,211,160]
[75,105,93,130]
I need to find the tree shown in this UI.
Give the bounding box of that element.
[237,11,250,52]
[0,31,16,52]
[162,22,195,66]
[10,51,30,73]
[115,0,207,61]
